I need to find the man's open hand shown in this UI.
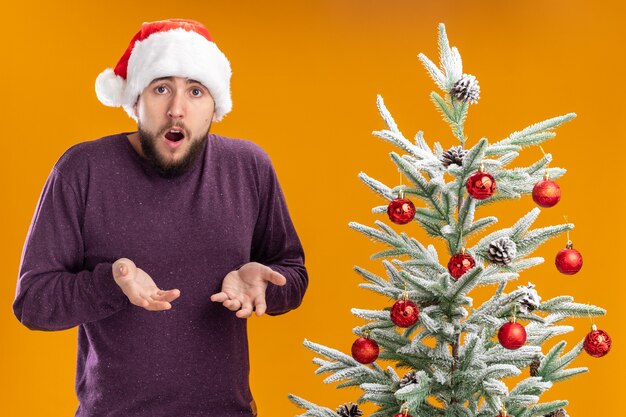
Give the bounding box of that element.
[210,262,286,318]
[112,258,181,311]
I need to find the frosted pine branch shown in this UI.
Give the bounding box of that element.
[537,298,606,318]
[510,377,552,398]
[304,339,361,367]
[525,322,574,345]
[488,113,577,151]
[417,53,447,91]
[351,308,391,322]
[358,172,395,200]
[394,370,430,413]
[444,265,484,305]
[348,221,406,248]
[390,152,447,218]
[353,266,391,287]
[416,23,462,90]
[523,400,569,417]
[288,394,339,417]
[429,92,468,143]
[515,224,574,257]
[376,93,401,133]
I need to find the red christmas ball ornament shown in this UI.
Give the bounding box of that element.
[447,249,476,280]
[555,241,583,275]
[393,408,413,417]
[390,298,420,327]
[387,191,416,225]
[351,335,379,364]
[498,320,527,350]
[465,163,496,200]
[532,173,561,208]
[584,324,612,358]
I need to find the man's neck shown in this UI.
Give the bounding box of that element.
[126,132,146,158]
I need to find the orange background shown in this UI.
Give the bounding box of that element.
[2,1,624,416]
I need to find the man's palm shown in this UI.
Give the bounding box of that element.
[210,262,286,318]
[112,258,180,311]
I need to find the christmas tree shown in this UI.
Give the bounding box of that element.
[288,23,611,417]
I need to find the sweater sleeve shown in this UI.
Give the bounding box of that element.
[250,155,308,316]
[13,166,130,331]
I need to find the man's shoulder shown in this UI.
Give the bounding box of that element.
[209,134,272,166]
[54,133,126,175]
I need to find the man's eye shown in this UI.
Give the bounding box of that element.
[155,86,167,94]
[191,88,202,97]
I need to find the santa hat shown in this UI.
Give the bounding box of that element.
[95,18,232,122]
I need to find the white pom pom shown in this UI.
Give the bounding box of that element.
[95,68,126,107]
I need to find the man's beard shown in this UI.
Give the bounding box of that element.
[138,125,209,178]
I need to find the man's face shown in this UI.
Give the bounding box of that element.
[133,76,218,177]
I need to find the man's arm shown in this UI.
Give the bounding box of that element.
[13,167,130,331]
[249,154,308,316]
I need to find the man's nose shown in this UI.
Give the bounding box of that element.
[167,90,186,119]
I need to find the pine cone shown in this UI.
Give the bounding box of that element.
[518,282,541,314]
[529,359,541,376]
[450,73,480,104]
[399,370,417,387]
[441,145,467,168]
[545,408,568,417]
[487,237,517,266]
[336,402,363,417]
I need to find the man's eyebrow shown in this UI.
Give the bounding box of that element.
[149,77,205,86]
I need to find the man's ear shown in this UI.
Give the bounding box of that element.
[133,102,139,118]
[212,113,218,123]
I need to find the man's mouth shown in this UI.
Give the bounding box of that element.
[164,128,185,142]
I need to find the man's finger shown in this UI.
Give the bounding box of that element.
[151,289,181,302]
[151,291,166,300]
[223,298,242,311]
[125,287,147,307]
[132,297,149,308]
[210,292,229,302]
[112,263,126,279]
[236,301,254,319]
[112,258,135,279]
[144,299,172,311]
[162,289,181,302]
[267,269,287,286]
[253,295,267,316]
[140,291,171,311]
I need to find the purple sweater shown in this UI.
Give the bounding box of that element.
[13,132,308,417]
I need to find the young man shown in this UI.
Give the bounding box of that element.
[13,18,308,417]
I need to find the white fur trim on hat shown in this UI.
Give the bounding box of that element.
[95,68,126,107]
